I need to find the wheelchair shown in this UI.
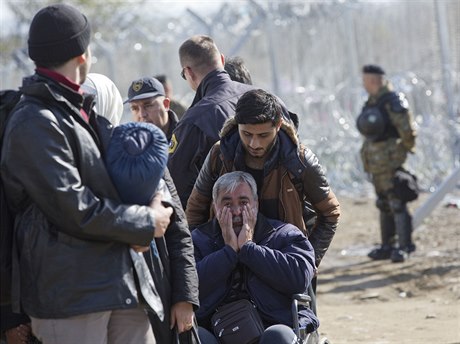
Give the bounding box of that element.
[292,293,330,344]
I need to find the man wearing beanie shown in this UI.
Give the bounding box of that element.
[0,4,196,343]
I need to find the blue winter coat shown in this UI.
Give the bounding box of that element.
[192,213,319,333]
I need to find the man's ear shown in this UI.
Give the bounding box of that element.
[76,53,87,65]
[220,53,225,66]
[187,67,195,81]
[163,97,171,110]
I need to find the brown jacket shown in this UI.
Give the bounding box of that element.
[186,118,340,266]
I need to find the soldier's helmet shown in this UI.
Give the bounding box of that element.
[356,107,386,141]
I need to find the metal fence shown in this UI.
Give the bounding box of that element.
[2,0,459,195]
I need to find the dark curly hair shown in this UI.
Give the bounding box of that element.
[234,89,282,126]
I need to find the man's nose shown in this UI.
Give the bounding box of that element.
[140,107,148,118]
[249,136,260,148]
[230,205,242,215]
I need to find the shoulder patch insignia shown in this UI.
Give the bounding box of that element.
[389,92,409,113]
[169,133,178,154]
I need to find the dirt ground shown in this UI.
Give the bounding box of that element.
[315,190,460,344]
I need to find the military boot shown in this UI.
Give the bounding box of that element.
[379,210,396,246]
[392,207,414,263]
[368,244,393,260]
[368,211,395,260]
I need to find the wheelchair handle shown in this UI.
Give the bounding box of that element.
[293,293,311,303]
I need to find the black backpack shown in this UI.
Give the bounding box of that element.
[0,90,22,305]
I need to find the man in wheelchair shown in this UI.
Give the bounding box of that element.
[191,171,319,344]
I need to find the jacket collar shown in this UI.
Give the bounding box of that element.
[166,109,179,141]
[21,73,95,117]
[36,68,81,93]
[253,213,276,243]
[190,69,231,108]
[368,81,393,105]
[20,73,100,146]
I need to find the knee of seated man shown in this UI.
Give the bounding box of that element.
[259,324,297,344]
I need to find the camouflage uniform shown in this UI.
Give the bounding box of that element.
[358,81,416,260]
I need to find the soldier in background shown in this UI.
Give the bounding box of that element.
[357,64,417,263]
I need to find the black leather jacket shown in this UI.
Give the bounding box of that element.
[0,73,161,318]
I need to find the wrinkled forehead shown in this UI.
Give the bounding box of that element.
[217,183,254,202]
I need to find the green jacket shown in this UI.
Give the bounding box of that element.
[360,82,416,175]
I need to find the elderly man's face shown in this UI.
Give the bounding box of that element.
[214,182,258,235]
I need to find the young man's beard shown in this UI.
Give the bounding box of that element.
[246,136,277,160]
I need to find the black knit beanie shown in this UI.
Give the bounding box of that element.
[28,4,91,64]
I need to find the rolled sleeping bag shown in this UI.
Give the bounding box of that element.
[105,121,171,319]
[105,121,169,205]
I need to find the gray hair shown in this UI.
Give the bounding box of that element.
[212,171,258,202]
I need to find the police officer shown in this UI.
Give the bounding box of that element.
[126,76,179,142]
[357,65,417,263]
[169,35,254,209]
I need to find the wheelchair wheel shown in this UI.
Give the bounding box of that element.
[301,330,331,344]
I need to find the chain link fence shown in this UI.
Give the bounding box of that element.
[2,0,459,195]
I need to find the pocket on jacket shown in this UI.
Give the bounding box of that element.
[364,139,406,174]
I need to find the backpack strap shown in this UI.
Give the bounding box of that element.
[0,90,22,305]
[0,90,23,142]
